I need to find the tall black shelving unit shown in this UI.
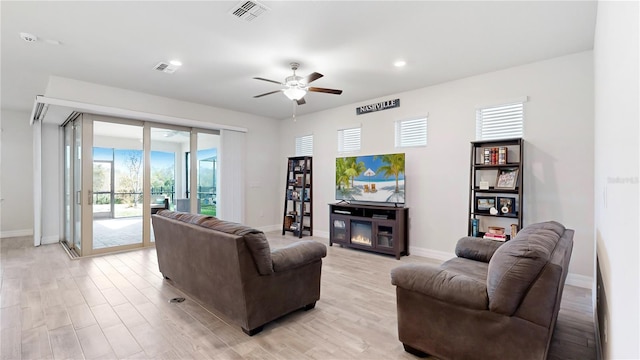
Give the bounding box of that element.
[468,138,524,239]
[282,156,313,238]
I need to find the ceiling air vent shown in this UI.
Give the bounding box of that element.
[153,62,179,74]
[229,1,269,22]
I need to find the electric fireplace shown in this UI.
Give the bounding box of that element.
[351,220,372,246]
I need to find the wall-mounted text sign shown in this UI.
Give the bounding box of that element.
[356,98,400,115]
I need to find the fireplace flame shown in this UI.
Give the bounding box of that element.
[351,234,371,246]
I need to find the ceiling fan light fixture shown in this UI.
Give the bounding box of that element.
[283,87,306,101]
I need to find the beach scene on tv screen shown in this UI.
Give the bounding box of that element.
[335,153,405,203]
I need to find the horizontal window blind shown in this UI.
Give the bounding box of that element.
[476,102,524,140]
[396,117,427,147]
[295,134,313,156]
[338,127,361,153]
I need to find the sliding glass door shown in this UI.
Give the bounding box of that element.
[62,116,220,256]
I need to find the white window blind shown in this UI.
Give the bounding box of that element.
[395,117,427,147]
[295,134,313,156]
[338,127,361,153]
[476,102,524,140]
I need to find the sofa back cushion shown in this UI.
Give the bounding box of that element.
[486,221,565,315]
[157,210,273,275]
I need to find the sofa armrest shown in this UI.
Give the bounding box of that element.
[271,240,327,272]
[391,264,488,310]
[455,236,504,263]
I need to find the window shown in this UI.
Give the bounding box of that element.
[476,100,525,140]
[295,134,313,156]
[338,127,361,153]
[395,117,427,147]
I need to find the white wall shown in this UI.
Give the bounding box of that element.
[279,51,595,280]
[0,109,34,237]
[40,123,62,243]
[593,1,639,358]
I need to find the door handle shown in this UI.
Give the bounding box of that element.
[88,190,93,205]
[76,191,81,205]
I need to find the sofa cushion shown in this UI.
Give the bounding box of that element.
[455,236,504,263]
[487,221,565,315]
[441,257,489,284]
[391,264,488,310]
[156,210,274,275]
[271,240,327,272]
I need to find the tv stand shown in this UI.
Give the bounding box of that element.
[329,203,409,259]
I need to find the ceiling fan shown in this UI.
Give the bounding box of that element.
[253,62,343,105]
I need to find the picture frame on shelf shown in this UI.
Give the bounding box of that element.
[497,197,516,215]
[475,196,496,213]
[495,169,519,190]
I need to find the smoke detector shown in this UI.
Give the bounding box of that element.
[20,32,38,42]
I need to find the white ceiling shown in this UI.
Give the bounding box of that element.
[1,1,597,120]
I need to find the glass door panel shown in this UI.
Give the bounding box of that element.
[331,217,348,242]
[63,122,73,249]
[196,133,219,216]
[376,223,394,248]
[92,158,113,219]
[92,121,143,250]
[73,119,82,252]
[150,127,188,240]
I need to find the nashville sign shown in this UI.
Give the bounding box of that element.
[356,98,400,115]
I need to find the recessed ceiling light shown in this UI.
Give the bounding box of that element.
[169,60,182,66]
[394,60,406,67]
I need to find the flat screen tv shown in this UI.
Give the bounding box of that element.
[335,153,405,204]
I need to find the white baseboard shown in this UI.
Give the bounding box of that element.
[41,235,60,245]
[257,224,281,233]
[410,246,454,262]
[0,229,33,238]
[566,273,593,290]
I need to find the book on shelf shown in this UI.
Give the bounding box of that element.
[470,218,479,237]
[498,147,507,164]
[483,233,507,241]
[482,147,510,165]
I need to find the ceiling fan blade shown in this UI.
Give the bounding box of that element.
[253,90,283,98]
[304,72,323,84]
[296,97,306,105]
[253,77,283,85]
[308,87,343,95]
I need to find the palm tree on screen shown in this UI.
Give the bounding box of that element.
[345,157,366,188]
[375,154,405,193]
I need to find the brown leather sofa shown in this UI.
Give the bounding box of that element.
[391,221,574,360]
[152,210,327,335]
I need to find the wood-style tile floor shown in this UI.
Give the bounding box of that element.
[1,233,596,359]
